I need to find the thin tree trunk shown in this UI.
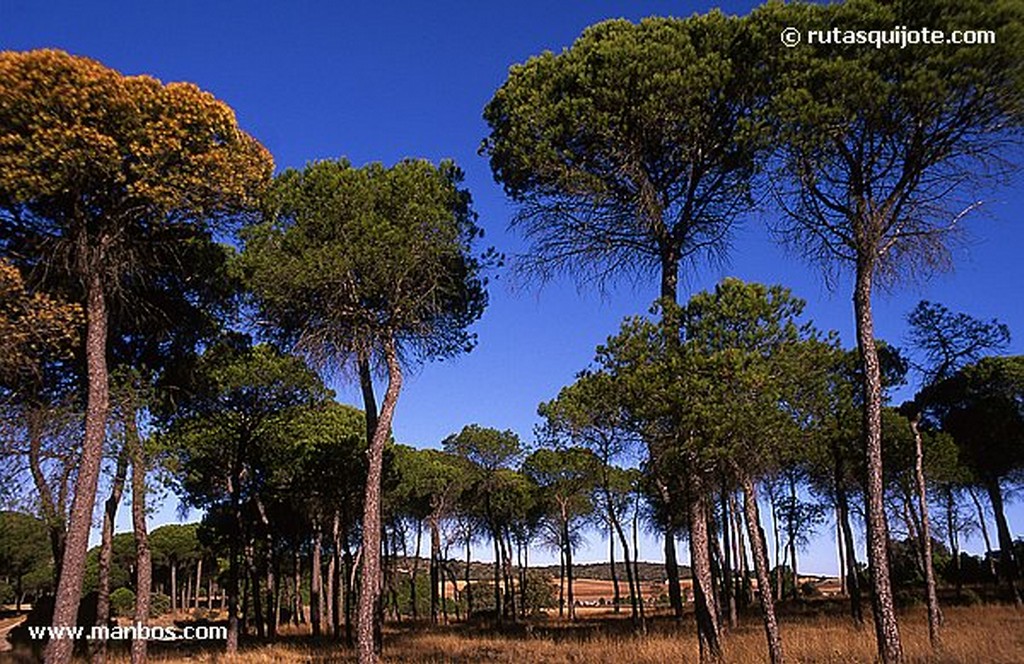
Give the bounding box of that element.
[27,407,66,588]
[740,474,784,664]
[902,494,924,574]
[787,476,799,600]
[721,489,737,629]
[563,516,574,621]
[909,415,942,648]
[504,528,517,620]
[429,516,440,624]
[665,528,684,619]
[708,513,723,626]
[129,411,150,664]
[732,492,752,607]
[311,523,323,637]
[252,497,276,639]
[837,505,847,597]
[93,443,128,664]
[266,552,277,639]
[293,549,302,625]
[493,524,503,621]
[357,339,402,664]
[249,549,264,639]
[274,557,283,633]
[445,564,460,621]
[464,530,473,617]
[46,272,109,664]
[331,513,341,638]
[344,527,354,645]
[854,261,904,664]
[410,519,423,620]
[241,559,250,637]
[225,434,246,653]
[632,488,646,630]
[612,512,638,627]
[195,558,203,612]
[984,478,1022,606]
[443,561,453,623]
[689,482,722,663]
[609,524,620,614]
[519,539,528,619]
[769,484,782,601]
[170,562,178,617]
[944,488,962,599]
[325,539,335,630]
[968,487,998,580]
[837,483,864,623]
[558,540,565,619]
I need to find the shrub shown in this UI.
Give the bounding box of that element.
[800,581,822,597]
[893,589,924,608]
[522,571,556,616]
[110,587,135,617]
[961,588,983,606]
[0,580,14,605]
[149,592,171,617]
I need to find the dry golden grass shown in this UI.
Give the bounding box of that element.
[75,605,1024,663]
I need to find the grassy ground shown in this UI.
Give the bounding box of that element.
[65,604,1023,663]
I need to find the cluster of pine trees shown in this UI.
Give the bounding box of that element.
[1,1,1023,664]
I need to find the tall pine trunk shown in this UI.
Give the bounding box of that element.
[464,531,473,617]
[612,511,639,628]
[739,475,784,664]
[632,490,646,629]
[609,525,620,614]
[909,415,942,648]
[356,338,403,664]
[944,489,962,599]
[835,459,863,623]
[46,273,109,664]
[129,411,150,664]
[689,480,722,663]
[562,515,574,621]
[984,478,1022,606]
[331,513,342,638]
[429,516,441,624]
[410,519,422,620]
[721,489,737,629]
[93,444,128,664]
[195,558,203,611]
[854,261,904,664]
[311,523,323,637]
[492,524,503,621]
[968,487,998,580]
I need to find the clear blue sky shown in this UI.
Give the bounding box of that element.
[4,0,1022,573]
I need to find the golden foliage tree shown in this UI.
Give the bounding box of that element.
[0,49,273,664]
[0,258,81,386]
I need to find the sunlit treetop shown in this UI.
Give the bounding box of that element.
[0,49,273,289]
[482,12,768,293]
[239,158,495,368]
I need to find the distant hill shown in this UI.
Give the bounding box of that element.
[529,561,686,583]
[393,557,684,583]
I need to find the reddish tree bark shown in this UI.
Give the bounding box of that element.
[854,262,904,664]
[357,337,403,664]
[46,274,109,664]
